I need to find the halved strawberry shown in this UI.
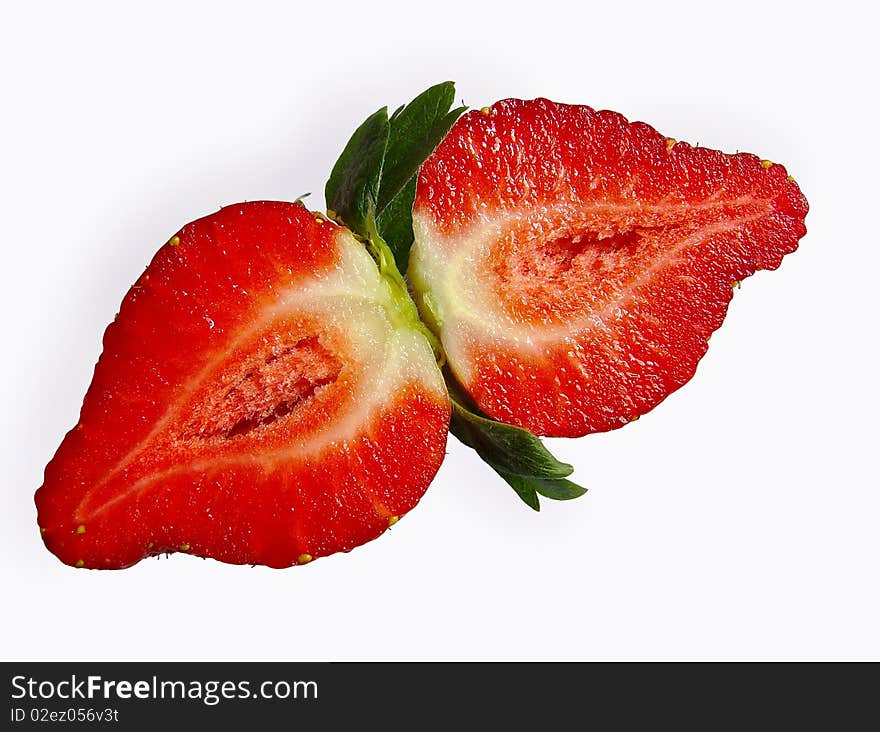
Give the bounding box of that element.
[36,201,449,569]
[409,98,808,437]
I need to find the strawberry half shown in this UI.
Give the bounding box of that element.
[36,201,450,569]
[409,98,809,437]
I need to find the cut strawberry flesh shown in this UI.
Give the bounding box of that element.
[410,98,808,437]
[37,202,449,569]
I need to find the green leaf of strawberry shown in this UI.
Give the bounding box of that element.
[379,82,464,213]
[378,83,465,268]
[325,82,464,268]
[375,176,417,268]
[495,473,587,510]
[447,377,587,511]
[325,107,389,235]
[449,401,572,480]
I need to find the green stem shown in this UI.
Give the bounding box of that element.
[365,214,445,366]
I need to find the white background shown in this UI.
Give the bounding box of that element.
[2,1,877,661]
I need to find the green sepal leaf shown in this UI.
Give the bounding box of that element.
[324,107,390,236]
[450,400,573,480]
[325,83,465,270]
[494,472,586,511]
[529,476,588,501]
[377,81,465,214]
[377,82,465,270]
[375,176,416,270]
[447,376,587,510]
[496,471,542,511]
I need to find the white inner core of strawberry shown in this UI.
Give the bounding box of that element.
[76,230,446,521]
[180,334,343,442]
[490,225,646,324]
[410,196,772,383]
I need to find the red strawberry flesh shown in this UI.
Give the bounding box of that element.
[409,98,808,437]
[37,202,449,569]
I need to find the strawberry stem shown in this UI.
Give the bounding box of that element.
[323,83,585,511]
[364,214,445,365]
